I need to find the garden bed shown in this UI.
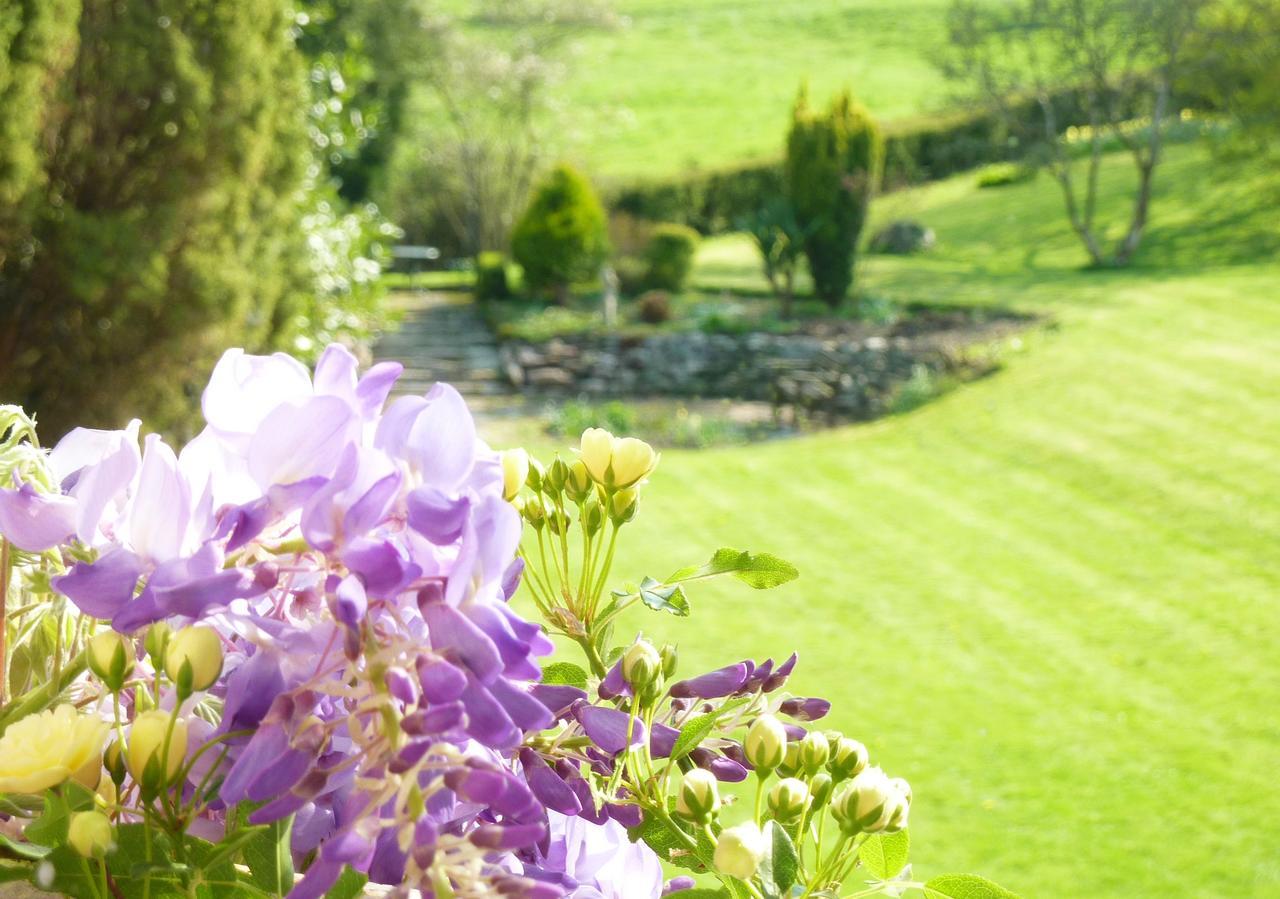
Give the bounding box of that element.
[496,302,1037,426]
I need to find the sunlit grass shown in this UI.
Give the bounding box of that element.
[498,142,1280,895]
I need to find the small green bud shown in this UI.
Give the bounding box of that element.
[581,498,605,537]
[809,771,834,809]
[523,497,546,530]
[777,741,802,778]
[87,631,135,693]
[545,507,570,536]
[767,777,810,823]
[526,459,545,493]
[143,622,172,668]
[564,459,593,502]
[659,643,678,678]
[68,811,113,859]
[676,768,720,823]
[104,741,126,787]
[621,639,661,691]
[829,736,869,782]
[798,730,830,776]
[609,488,638,525]
[714,822,766,881]
[544,456,570,495]
[744,714,787,773]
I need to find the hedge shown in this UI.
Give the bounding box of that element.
[607,87,1147,234]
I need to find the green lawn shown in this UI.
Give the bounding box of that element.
[560,0,972,178]
[500,143,1280,896]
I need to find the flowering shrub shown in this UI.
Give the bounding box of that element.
[0,353,1018,898]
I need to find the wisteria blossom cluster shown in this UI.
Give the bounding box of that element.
[0,349,1016,899]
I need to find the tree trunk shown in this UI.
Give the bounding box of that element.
[1114,80,1170,266]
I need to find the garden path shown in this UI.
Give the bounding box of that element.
[373,291,515,412]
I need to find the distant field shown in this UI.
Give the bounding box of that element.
[557,0,973,179]
[483,143,1280,895]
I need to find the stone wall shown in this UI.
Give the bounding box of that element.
[499,331,995,420]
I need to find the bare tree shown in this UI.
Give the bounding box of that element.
[386,0,615,257]
[945,0,1209,267]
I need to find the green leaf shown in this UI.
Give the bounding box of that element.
[859,829,910,880]
[0,831,49,860]
[541,662,589,690]
[324,865,369,899]
[663,890,730,899]
[670,712,719,762]
[23,784,95,848]
[243,815,295,895]
[637,576,690,616]
[667,548,799,590]
[761,821,799,895]
[629,809,713,873]
[924,873,1022,899]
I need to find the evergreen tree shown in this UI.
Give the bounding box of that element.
[785,88,883,306]
[511,164,609,303]
[0,0,314,438]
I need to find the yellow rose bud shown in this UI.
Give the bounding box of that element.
[68,811,114,859]
[744,714,787,772]
[87,630,136,693]
[675,768,720,823]
[501,449,530,501]
[621,639,661,690]
[608,488,638,524]
[714,821,766,880]
[564,460,593,501]
[127,710,188,785]
[767,777,810,823]
[164,626,223,694]
[0,705,109,794]
[578,428,614,484]
[96,776,118,810]
[609,437,657,488]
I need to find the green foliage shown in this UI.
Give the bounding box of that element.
[975,162,1035,189]
[759,822,800,897]
[860,830,911,880]
[547,399,639,438]
[511,164,610,300]
[614,254,650,296]
[785,87,883,305]
[0,0,391,438]
[1182,0,1280,149]
[924,874,1022,898]
[475,251,511,301]
[642,223,700,291]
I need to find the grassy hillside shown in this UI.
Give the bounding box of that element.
[502,144,1280,896]
[561,0,970,178]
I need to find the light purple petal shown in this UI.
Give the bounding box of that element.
[422,602,503,682]
[376,384,476,491]
[489,678,554,732]
[0,483,76,552]
[202,349,312,444]
[669,662,750,700]
[129,434,191,562]
[52,548,141,619]
[355,362,403,419]
[332,574,367,631]
[248,395,357,489]
[405,485,470,545]
[459,676,520,749]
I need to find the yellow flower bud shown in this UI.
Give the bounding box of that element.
[798,730,830,775]
[87,630,136,693]
[714,821,766,880]
[579,428,614,484]
[831,766,902,834]
[609,437,657,488]
[744,714,787,772]
[621,639,661,690]
[829,736,869,782]
[501,449,530,501]
[676,768,720,823]
[565,460,593,501]
[68,811,114,859]
[0,705,109,794]
[127,710,188,785]
[609,488,638,524]
[767,777,810,823]
[164,626,223,694]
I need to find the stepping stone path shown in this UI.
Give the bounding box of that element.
[372,291,519,417]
